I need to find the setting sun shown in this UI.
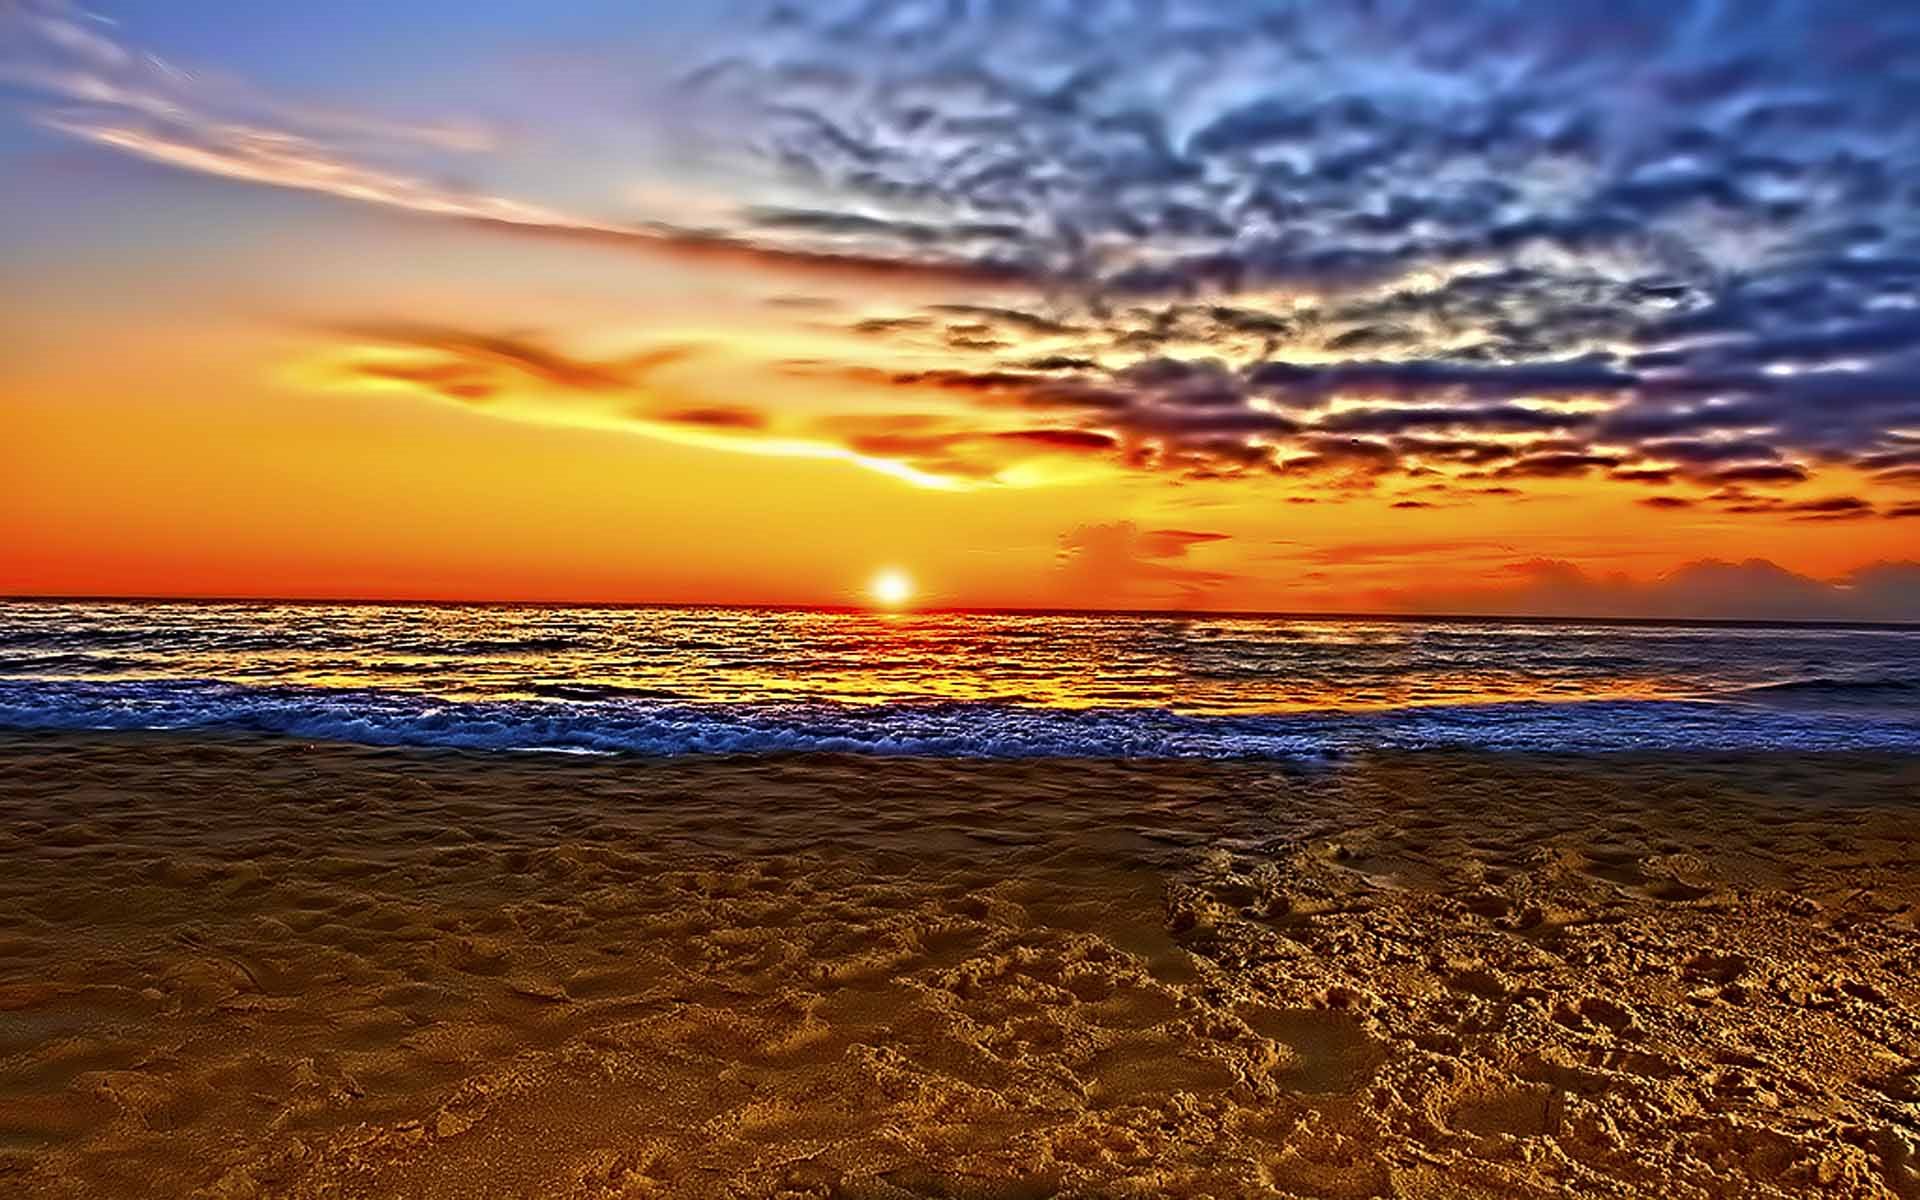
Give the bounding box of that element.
[869,568,914,608]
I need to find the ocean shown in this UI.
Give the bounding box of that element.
[3,600,1917,756]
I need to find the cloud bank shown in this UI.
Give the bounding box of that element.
[1388,558,1920,623]
[671,0,1920,500]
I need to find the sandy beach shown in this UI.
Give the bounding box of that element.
[0,733,1915,1198]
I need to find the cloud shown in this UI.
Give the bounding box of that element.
[310,325,1129,487]
[1387,558,1920,622]
[0,1,1029,290]
[308,304,1919,511]
[1493,452,1624,480]
[18,0,1920,505]
[822,423,1117,480]
[1054,522,1236,606]
[659,406,768,430]
[778,341,1902,491]
[37,114,568,225]
[334,325,649,394]
[988,428,1117,452]
[656,0,1920,495]
[1707,463,1810,486]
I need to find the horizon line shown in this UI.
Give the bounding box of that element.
[3,592,1917,632]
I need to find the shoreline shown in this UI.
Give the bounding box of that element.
[7,689,1920,760]
[8,722,1920,766]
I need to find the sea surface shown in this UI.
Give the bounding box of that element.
[1,600,1918,756]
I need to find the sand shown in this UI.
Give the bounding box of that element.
[0,733,1915,1198]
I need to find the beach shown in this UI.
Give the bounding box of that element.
[1,733,1914,1198]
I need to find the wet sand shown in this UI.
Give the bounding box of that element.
[0,734,1915,1198]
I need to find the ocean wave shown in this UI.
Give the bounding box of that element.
[1,679,1917,758]
[0,653,155,675]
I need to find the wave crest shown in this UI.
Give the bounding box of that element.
[2,680,1917,758]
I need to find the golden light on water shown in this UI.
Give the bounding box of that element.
[869,568,914,609]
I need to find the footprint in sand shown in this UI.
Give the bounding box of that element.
[1448,1081,1561,1137]
[1239,1006,1386,1094]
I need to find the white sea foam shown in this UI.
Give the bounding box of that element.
[2,679,1918,757]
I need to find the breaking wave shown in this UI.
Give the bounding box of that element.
[2,679,1917,758]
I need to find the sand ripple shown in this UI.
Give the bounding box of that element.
[0,735,1915,1198]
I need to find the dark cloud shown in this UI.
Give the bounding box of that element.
[1246,360,1633,408]
[987,428,1117,452]
[1495,453,1624,480]
[1709,463,1810,486]
[1713,494,1880,520]
[1639,439,1782,466]
[323,318,1906,507]
[660,406,769,430]
[928,305,1080,337]
[1612,468,1679,486]
[668,0,1920,494]
[1784,496,1874,518]
[1017,354,1100,372]
[1316,404,1591,436]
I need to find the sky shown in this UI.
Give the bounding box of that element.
[4,0,1920,619]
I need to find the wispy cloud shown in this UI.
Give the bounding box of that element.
[302,324,1119,489]
[0,1,1025,288]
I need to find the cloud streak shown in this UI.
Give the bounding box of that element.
[306,325,1125,488]
[1,1,1029,289]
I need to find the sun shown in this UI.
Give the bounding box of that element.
[868,568,915,609]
